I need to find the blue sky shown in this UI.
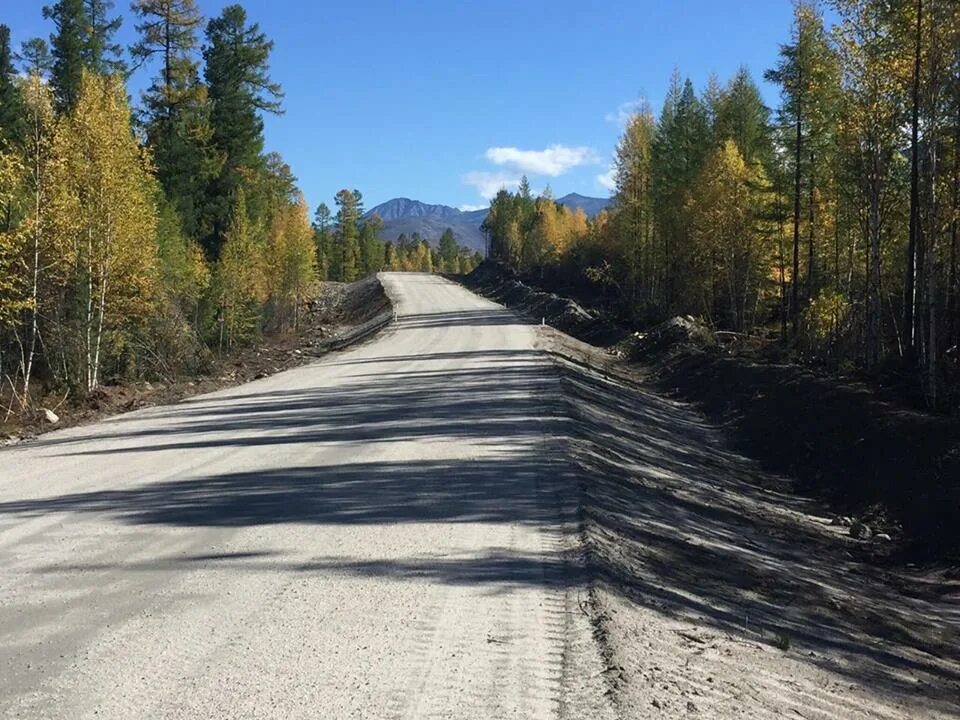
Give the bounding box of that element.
[7,1,802,212]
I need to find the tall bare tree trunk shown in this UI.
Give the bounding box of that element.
[904,0,923,360]
[807,150,816,303]
[22,89,43,404]
[867,168,882,369]
[950,98,959,349]
[792,87,803,338]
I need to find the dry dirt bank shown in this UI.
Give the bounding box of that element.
[536,327,960,719]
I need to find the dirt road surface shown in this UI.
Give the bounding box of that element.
[0,273,613,720]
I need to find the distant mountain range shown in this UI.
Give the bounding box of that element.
[364,193,611,254]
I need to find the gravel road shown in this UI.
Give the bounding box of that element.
[0,273,613,719]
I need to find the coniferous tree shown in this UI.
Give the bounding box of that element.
[132,0,219,240]
[766,1,840,334]
[438,228,458,271]
[43,0,124,112]
[80,0,124,74]
[359,214,384,275]
[652,73,710,311]
[334,189,360,282]
[19,38,54,78]
[43,0,86,111]
[312,202,332,280]
[0,26,25,148]
[202,4,283,256]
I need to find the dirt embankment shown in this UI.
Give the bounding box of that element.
[460,261,629,346]
[537,328,960,719]
[2,275,393,445]
[463,261,960,557]
[648,349,960,556]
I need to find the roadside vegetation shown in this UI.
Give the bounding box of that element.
[482,0,960,412]
[0,1,476,425]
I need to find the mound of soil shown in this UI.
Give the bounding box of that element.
[649,348,960,557]
[462,261,628,346]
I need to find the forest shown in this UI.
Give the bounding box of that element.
[0,0,477,410]
[483,0,960,411]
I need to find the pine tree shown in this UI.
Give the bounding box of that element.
[766,0,840,334]
[334,189,360,282]
[132,0,219,241]
[715,66,773,168]
[312,202,332,280]
[43,0,124,112]
[80,0,124,74]
[359,214,384,275]
[438,227,458,271]
[202,4,283,256]
[18,38,54,78]
[43,0,86,111]
[0,26,25,148]
[652,73,710,311]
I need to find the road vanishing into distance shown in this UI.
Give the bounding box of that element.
[0,273,612,719]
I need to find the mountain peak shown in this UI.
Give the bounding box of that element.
[366,194,611,254]
[365,198,461,222]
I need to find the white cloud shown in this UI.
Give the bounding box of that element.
[483,144,599,177]
[596,166,617,192]
[605,99,647,127]
[461,171,523,200]
[458,204,488,212]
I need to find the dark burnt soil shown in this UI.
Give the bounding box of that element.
[459,261,630,347]
[462,261,960,559]
[646,349,960,558]
[538,327,960,719]
[1,275,391,446]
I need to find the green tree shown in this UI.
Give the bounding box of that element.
[652,72,711,311]
[359,214,384,275]
[0,26,25,148]
[80,0,124,74]
[766,0,840,334]
[202,4,283,256]
[312,202,332,280]
[715,66,773,168]
[438,227,458,271]
[43,0,86,111]
[132,0,220,241]
[334,188,360,282]
[43,0,124,112]
[18,38,54,78]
